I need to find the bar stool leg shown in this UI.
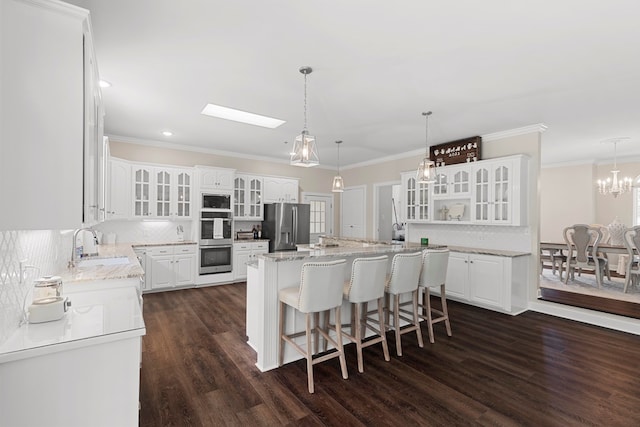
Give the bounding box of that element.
[441,284,452,337]
[413,289,424,348]
[394,294,402,356]
[354,302,364,373]
[425,287,435,344]
[377,296,390,361]
[278,301,286,366]
[334,307,348,380]
[306,313,314,394]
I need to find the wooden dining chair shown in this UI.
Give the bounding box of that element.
[563,224,609,288]
[622,226,640,293]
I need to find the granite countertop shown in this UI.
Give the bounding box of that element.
[446,245,530,257]
[130,240,197,247]
[260,241,438,262]
[57,244,144,283]
[234,239,270,243]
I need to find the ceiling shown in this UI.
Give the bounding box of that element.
[69,0,640,169]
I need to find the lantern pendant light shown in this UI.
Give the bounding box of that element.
[416,111,436,183]
[332,140,344,192]
[290,66,319,167]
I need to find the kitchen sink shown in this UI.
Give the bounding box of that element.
[77,256,131,268]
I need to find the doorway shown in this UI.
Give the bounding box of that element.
[302,192,334,244]
[373,181,402,241]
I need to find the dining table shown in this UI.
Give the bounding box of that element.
[540,241,630,278]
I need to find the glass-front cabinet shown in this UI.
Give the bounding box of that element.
[400,155,526,226]
[401,172,430,221]
[472,158,519,225]
[234,174,263,221]
[133,166,152,217]
[132,166,192,219]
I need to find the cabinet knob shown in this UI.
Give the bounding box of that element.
[469,260,474,263]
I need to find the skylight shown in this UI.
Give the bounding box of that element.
[201,103,285,129]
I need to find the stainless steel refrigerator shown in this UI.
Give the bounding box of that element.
[262,203,310,252]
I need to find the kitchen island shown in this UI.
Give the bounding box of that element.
[247,238,432,372]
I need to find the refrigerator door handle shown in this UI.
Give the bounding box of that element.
[292,206,298,244]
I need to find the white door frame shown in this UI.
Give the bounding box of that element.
[341,185,367,238]
[302,191,334,238]
[372,180,401,240]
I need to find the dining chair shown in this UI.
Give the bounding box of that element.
[589,223,612,279]
[622,226,640,293]
[563,224,609,288]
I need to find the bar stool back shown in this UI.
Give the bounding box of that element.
[418,248,451,343]
[385,252,424,356]
[278,259,348,393]
[342,255,390,373]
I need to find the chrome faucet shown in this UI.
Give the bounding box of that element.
[69,228,99,268]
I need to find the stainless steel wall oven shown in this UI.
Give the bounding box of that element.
[199,210,233,275]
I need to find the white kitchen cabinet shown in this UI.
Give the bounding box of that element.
[153,167,193,219]
[443,251,527,314]
[233,241,269,281]
[148,244,197,291]
[263,177,299,203]
[131,165,193,219]
[196,166,235,191]
[432,165,471,199]
[400,171,430,221]
[234,174,264,220]
[107,157,131,220]
[0,0,99,230]
[472,157,526,225]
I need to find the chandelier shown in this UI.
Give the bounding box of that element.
[290,66,319,167]
[597,138,633,198]
[416,111,435,183]
[332,140,344,192]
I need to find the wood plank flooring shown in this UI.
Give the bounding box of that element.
[139,284,640,426]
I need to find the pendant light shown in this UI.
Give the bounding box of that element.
[290,66,319,167]
[416,111,436,183]
[332,140,344,192]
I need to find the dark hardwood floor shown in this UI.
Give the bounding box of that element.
[139,284,640,426]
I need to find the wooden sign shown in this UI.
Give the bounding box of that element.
[430,136,482,167]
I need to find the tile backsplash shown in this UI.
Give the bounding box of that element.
[95,219,194,244]
[0,230,68,344]
[407,223,532,252]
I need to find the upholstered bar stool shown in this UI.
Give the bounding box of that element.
[341,255,390,373]
[385,252,424,356]
[418,248,451,344]
[278,259,348,394]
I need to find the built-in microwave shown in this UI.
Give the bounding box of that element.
[202,193,231,211]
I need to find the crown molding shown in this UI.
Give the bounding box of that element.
[107,134,336,170]
[18,0,89,19]
[481,123,547,142]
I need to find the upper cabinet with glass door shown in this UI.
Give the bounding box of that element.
[132,165,193,219]
[401,171,430,221]
[234,174,263,220]
[432,164,471,199]
[471,156,526,226]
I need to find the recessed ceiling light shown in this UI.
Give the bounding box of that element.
[99,80,111,88]
[201,103,285,129]
[162,131,173,137]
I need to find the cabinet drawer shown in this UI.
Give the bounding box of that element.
[235,243,252,250]
[147,246,174,256]
[174,245,196,255]
[254,242,268,251]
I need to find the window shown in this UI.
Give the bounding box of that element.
[309,200,326,234]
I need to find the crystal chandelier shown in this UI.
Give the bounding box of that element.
[597,138,633,198]
[290,66,319,167]
[416,111,435,183]
[332,140,344,192]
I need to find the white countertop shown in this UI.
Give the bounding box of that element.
[0,287,145,364]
